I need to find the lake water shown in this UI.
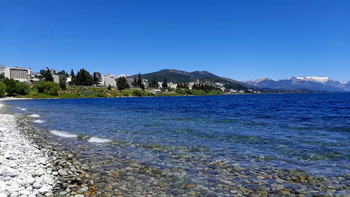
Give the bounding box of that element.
[4,93,350,196]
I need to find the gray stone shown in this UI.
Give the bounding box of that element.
[78,186,89,193]
[58,169,68,176]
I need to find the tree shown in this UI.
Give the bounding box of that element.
[137,73,142,88]
[0,74,4,82]
[35,80,48,93]
[44,68,53,82]
[93,73,99,85]
[15,82,30,95]
[0,82,6,97]
[162,78,168,89]
[3,78,17,96]
[57,70,69,77]
[75,69,93,86]
[44,82,61,95]
[70,69,76,85]
[59,79,66,90]
[117,76,130,90]
[149,76,159,89]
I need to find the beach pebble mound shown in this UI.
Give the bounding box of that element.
[0,113,55,197]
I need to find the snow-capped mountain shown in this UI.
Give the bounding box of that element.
[244,76,350,92]
[117,74,129,78]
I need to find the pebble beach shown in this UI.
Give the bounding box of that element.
[0,102,96,197]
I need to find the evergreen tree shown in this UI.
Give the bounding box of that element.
[132,78,137,87]
[70,69,76,85]
[117,77,130,90]
[0,74,4,82]
[93,73,99,85]
[44,68,54,82]
[162,78,168,89]
[149,76,159,89]
[75,69,93,86]
[137,72,142,88]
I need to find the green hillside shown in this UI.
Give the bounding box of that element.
[128,69,247,90]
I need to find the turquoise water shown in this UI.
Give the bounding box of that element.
[5,93,350,195]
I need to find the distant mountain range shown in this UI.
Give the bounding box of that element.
[244,77,350,92]
[128,69,247,90]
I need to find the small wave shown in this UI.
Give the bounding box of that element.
[0,104,4,108]
[33,120,45,123]
[88,137,112,143]
[29,114,40,118]
[20,108,27,111]
[50,130,78,138]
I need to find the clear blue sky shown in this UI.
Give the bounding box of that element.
[1,0,349,81]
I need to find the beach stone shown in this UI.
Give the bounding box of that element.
[27,177,36,185]
[33,182,42,189]
[19,189,31,195]
[10,192,19,197]
[0,193,7,197]
[75,195,84,197]
[78,186,89,193]
[58,169,68,176]
[35,169,45,176]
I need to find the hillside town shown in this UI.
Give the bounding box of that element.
[0,65,259,95]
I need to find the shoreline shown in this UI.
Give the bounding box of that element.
[2,99,350,196]
[0,102,97,197]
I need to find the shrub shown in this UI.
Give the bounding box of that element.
[3,78,17,96]
[45,82,61,95]
[35,81,48,93]
[122,91,130,97]
[208,90,224,95]
[15,82,30,95]
[175,89,186,95]
[132,89,146,97]
[0,82,6,97]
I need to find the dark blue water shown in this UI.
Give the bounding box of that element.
[5,93,350,180]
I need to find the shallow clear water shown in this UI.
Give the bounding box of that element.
[5,93,350,192]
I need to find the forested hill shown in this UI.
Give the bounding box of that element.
[128,69,220,83]
[127,69,247,90]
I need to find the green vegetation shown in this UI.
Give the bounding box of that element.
[0,74,4,82]
[15,82,30,95]
[162,78,168,89]
[132,73,145,90]
[132,89,146,97]
[117,76,129,90]
[0,82,6,97]
[148,76,159,89]
[75,68,93,86]
[40,68,54,82]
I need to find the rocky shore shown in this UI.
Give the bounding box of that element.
[0,103,96,197]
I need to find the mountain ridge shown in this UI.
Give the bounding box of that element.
[244,76,350,92]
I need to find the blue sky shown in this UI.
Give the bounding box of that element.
[1,0,349,81]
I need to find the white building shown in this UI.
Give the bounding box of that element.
[4,67,31,82]
[103,74,116,87]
